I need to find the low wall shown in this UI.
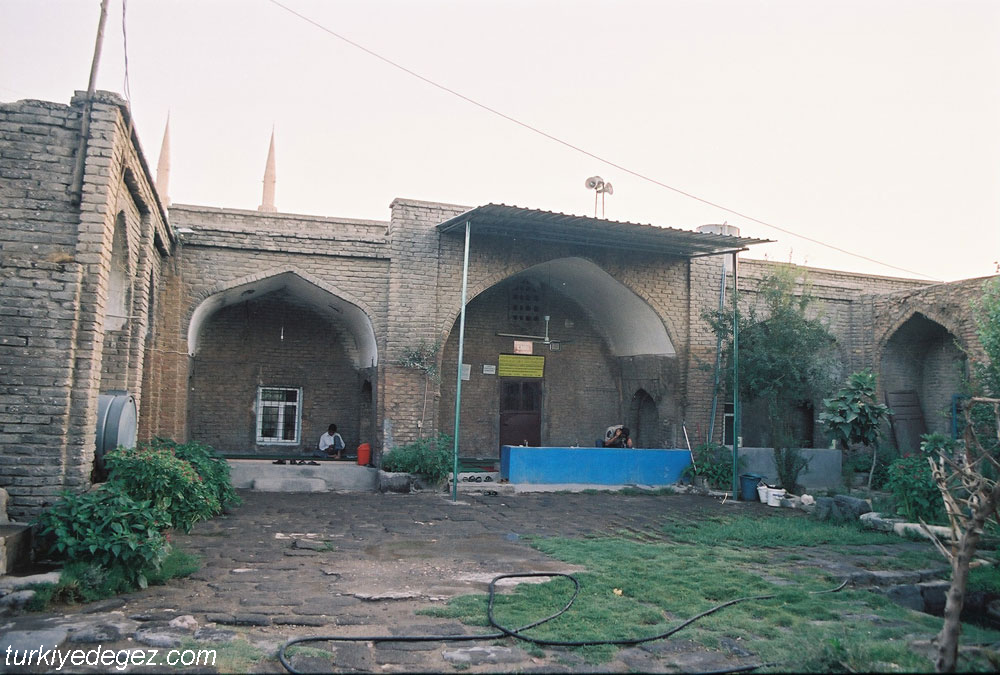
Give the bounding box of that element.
[737,447,841,489]
[227,459,377,492]
[500,446,691,486]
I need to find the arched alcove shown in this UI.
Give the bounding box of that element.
[628,389,660,448]
[106,212,129,332]
[186,271,379,455]
[880,312,966,451]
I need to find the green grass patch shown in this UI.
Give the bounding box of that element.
[660,513,900,548]
[968,564,1000,594]
[25,546,200,612]
[180,637,267,672]
[421,531,1000,671]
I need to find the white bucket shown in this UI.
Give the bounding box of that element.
[757,485,769,503]
[767,489,786,507]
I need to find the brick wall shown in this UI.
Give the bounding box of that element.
[189,291,363,454]
[145,205,390,453]
[0,92,170,519]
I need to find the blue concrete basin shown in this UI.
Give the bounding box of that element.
[500,446,692,485]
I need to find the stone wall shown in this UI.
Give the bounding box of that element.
[0,92,170,518]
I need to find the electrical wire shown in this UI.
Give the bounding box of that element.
[264,0,940,282]
[276,573,849,674]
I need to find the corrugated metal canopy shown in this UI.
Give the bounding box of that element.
[437,203,771,257]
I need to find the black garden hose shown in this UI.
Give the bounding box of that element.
[277,574,848,673]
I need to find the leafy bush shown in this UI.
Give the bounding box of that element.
[146,437,241,509]
[682,443,735,489]
[919,432,957,456]
[105,444,221,532]
[845,444,898,489]
[34,485,168,588]
[819,369,891,450]
[382,433,453,483]
[774,447,809,493]
[885,454,944,523]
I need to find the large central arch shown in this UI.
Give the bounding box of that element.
[439,257,679,456]
[513,258,675,357]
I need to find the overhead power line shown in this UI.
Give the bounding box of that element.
[266,0,940,282]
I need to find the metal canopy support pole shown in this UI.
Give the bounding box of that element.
[707,255,728,444]
[731,250,741,498]
[451,220,471,501]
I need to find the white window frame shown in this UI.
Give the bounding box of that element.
[255,386,302,445]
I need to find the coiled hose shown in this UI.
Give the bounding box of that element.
[278,573,849,673]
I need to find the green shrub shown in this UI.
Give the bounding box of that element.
[105,444,221,532]
[846,445,898,489]
[34,485,168,589]
[919,432,957,457]
[682,443,735,489]
[26,548,201,610]
[885,454,944,524]
[774,447,809,493]
[382,433,453,483]
[146,437,241,509]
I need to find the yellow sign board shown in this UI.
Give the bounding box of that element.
[497,354,545,378]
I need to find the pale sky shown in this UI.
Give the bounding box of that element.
[2,0,998,282]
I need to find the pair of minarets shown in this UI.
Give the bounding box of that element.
[155,118,277,213]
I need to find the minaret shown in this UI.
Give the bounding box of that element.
[155,114,171,207]
[258,128,277,213]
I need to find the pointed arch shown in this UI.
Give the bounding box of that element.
[443,257,675,357]
[187,268,378,367]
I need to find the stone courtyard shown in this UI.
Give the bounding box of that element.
[1,489,959,674]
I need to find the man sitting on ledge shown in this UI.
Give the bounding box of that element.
[317,423,346,459]
[603,425,633,448]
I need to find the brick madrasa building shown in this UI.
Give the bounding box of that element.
[1,92,995,519]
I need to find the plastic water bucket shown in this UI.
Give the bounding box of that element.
[739,473,763,501]
[356,443,371,466]
[767,489,786,507]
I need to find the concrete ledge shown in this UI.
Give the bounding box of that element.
[252,477,328,493]
[228,460,377,492]
[737,447,842,489]
[0,525,31,575]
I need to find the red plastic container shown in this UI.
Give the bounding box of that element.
[356,443,371,466]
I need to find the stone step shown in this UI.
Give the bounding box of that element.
[252,477,328,493]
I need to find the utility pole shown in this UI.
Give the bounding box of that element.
[69,0,111,204]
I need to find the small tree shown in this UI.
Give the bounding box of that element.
[394,340,441,438]
[819,369,892,488]
[924,278,1000,672]
[706,268,837,493]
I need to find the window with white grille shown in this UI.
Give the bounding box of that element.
[256,387,302,444]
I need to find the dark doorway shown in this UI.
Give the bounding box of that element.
[500,380,542,450]
[629,389,659,448]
